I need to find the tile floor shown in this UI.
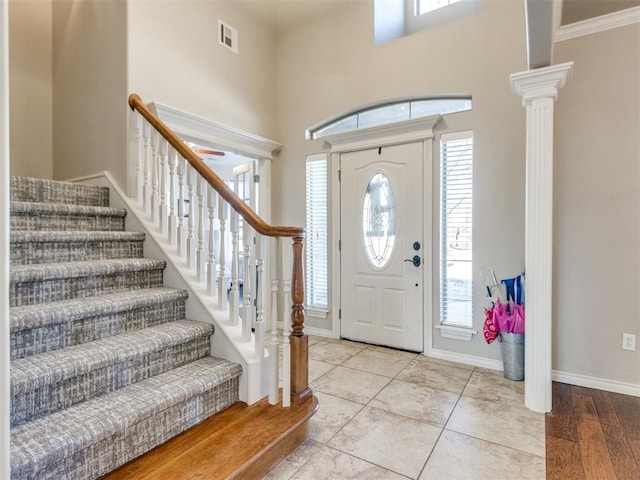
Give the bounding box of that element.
[264,336,546,480]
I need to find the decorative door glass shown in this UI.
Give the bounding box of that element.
[362,171,396,268]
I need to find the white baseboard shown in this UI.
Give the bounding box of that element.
[427,348,503,371]
[305,326,338,339]
[552,370,640,397]
[65,172,109,183]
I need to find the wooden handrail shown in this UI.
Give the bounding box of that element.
[128,94,305,239]
[129,93,310,405]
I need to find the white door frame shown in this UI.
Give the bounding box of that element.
[324,115,442,351]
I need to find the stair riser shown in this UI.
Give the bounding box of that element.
[10,269,164,307]
[11,214,125,232]
[11,376,239,480]
[10,177,109,207]
[11,336,211,427]
[11,240,144,265]
[11,300,187,359]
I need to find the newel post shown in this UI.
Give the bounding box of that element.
[290,235,312,405]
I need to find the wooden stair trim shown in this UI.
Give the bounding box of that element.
[101,394,319,480]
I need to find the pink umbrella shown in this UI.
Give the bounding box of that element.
[512,304,525,334]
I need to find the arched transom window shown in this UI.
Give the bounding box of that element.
[306,96,472,140]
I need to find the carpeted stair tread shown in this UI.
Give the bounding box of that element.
[10,231,146,265]
[11,320,214,396]
[10,201,126,218]
[10,288,188,334]
[10,288,189,359]
[10,258,166,284]
[10,201,126,232]
[10,356,242,479]
[10,176,110,206]
[11,231,144,243]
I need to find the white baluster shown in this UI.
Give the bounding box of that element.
[186,165,196,270]
[255,235,266,356]
[242,221,253,342]
[167,147,177,245]
[129,110,142,202]
[217,196,228,309]
[142,121,151,215]
[158,139,168,234]
[196,176,206,283]
[176,158,186,257]
[207,188,217,296]
[229,210,240,326]
[150,130,159,223]
[268,278,280,405]
[282,278,291,328]
[282,324,291,408]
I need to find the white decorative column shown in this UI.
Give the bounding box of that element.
[511,62,573,413]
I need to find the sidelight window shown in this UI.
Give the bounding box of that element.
[440,131,473,328]
[305,154,329,309]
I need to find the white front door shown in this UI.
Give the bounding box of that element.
[340,142,424,352]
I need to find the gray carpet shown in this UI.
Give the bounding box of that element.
[9,176,242,480]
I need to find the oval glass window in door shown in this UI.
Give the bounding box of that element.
[362,171,396,268]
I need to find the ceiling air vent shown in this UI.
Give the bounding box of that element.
[219,20,238,53]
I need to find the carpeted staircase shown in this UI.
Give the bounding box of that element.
[8,176,242,480]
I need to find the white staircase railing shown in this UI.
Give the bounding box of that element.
[128,94,311,407]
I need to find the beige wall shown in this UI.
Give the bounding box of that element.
[275,1,528,361]
[127,0,278,142]
[553,24,640,386]
[9,0,53,179]
[51,0,128,186]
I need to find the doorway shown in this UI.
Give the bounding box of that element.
[340,142,426,352]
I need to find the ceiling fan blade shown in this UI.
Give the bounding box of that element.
[192,148,226,156]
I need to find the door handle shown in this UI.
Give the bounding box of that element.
[404,255,421,267]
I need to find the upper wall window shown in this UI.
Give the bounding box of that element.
[375,0,483,45]
[416,0,462,15]
[307,97,472,140]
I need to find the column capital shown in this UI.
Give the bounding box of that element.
[510,62,574,105]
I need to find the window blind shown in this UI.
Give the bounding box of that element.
[440,133,473,327]
[305,155,329,308]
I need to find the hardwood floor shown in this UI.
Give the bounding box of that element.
[101,394,318,480]
[546,382,640,480]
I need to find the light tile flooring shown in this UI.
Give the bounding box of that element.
[265,336,545,480]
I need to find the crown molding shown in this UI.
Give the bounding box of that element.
[555,6,640,43]
[149,102,281,160]
[323,115,442,153]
